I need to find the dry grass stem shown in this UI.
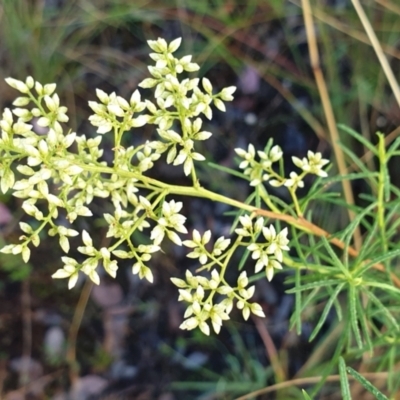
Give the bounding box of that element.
[253,316,286,383]
[66,279,93,383]
[234,370,396,400]
[301,0,362,251]
[352,0,400,109]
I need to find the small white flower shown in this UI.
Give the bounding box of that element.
[52,257,79,289]
[235,144,255,169]
[269,145,283,162]
[284,171,304,188]
[292,151,329,177]
[5,77,30,93]
[219,86,236,101]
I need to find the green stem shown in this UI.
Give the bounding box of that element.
[257,184,280,212]
[289,187,303,217]
[109,189,168,253]
[376,133,388,254]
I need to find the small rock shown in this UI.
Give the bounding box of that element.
[44,326,65,360]
[70,375,108,400]
[0,202,12,226]
[9,357,43,381]
[182,351,208,370]
[91,282,123,308]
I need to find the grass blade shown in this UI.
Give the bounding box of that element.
[309,282,345,341]
[338,357,351,400]
[346,367,389,400]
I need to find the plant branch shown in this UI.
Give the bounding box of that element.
[161,183,400,288]
[59,155,400,288]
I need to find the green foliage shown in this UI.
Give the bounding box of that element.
[347,366,389,400]
[302,389,313,400]
[340,357,390,400]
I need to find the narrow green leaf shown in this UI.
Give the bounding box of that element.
[294,267,302,334]
[301,287,320,314]
[339,203,375,268]
[353,220,379,266]
[355,291,373,352]
[237,248,251,272]
[346,367,389,400]
[338,357,351,400]
[255,186,261,208]
[339,144,377,179]
[309,283,344,341]
[307,224,321,265]
[364,282,400,298]
[309,328,348,397]
[302,389,313,400]
[207,162,247,179]
[338,124,378,154]
[387,135,400,153]
[323,172,378,184]
[366,290,400,331]
[348,285,363,348]
[354,249,400,277]
[332,294,343,321]
[286,279,341,293]
[321,237,349,276]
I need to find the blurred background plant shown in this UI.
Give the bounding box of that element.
[1,0,400,399]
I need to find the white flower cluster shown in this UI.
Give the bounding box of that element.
[235,215,289,281]
[88,89,148,134]
[88,37,236,177]
[169,216,290,334]
[182,229,230,265]
[0,37,293,335]
[171,269,265,335]
[139,37,236,176]
[1,38,235,292]
[235,143,329,190]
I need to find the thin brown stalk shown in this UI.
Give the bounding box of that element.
[301,0,362,251]
[253,66,328,142]
[234,371,395,400]
[294,321,344,378]
[352,0,400,109]
[253,316,286,383]
[357,85,376,174]
[375,0,400,15]
[0,361,5,397]
[66,279,93,383]
[20,279,32,391]
[289,0,400,61]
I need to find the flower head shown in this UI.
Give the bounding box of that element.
[292,151,329,177]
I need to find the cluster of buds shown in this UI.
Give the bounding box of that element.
[169,216,290,335]
[236,215,290,281]
[171,269,265,335]
[236,143,329,191]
